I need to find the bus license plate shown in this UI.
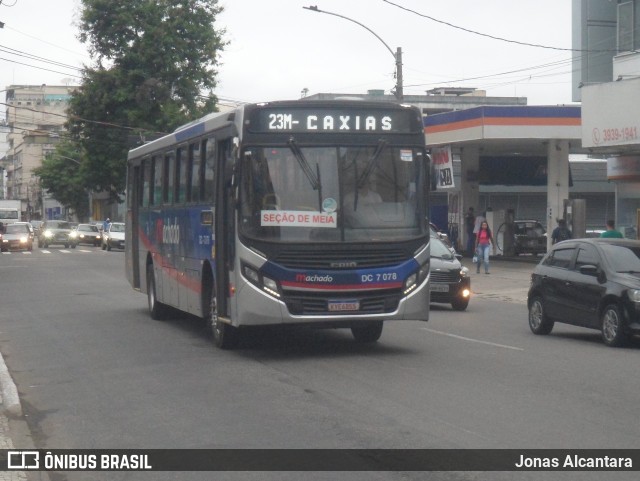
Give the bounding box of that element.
[328,300,360,312]
[430,283,449,292]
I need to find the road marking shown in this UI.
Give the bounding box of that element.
[421,327,524,351]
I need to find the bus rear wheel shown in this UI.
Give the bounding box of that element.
[147,263,169,320]
[351,321,383,343]
[209,295,239,349]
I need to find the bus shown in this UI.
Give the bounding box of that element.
[125,100,431,349]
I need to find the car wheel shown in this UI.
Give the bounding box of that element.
[147,264,169,320]
[528,296,554,335]
[451,298,469,311]
[43,242,48,248]
[601,303,628,347]
[351,321,383,343]
[71,243,76,249]
[102,242,106,250]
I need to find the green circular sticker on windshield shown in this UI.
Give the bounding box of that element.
[323,198,337,213]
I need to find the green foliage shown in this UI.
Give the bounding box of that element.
[33,142,91,221]
[63,0,226,202]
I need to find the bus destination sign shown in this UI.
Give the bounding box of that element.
[251,108,415,134]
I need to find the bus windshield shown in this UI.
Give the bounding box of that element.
[239,144,426,242]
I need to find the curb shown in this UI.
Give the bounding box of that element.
[0,351,22,417]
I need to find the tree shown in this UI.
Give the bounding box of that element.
[33,142,91,221]
[65,0,226,202]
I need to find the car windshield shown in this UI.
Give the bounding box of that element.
[238,145,426,242]
[601,244,640,272]
[79,225,98,232]
[431,237,455,260]
[5,224,27,234]
[109,224,125,233]
[49,222,72,229]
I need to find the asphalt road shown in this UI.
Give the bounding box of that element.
[0,247,639,481]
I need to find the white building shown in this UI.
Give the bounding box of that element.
[2,84,76,220]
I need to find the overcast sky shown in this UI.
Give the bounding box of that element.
[0,0,576,111]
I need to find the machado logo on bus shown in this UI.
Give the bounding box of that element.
[261,210,336,228]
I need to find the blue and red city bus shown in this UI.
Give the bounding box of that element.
[125,100,431,348]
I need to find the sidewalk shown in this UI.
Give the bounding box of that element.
[461,255,538,305]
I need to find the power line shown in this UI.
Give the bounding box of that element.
[382,0,617,53]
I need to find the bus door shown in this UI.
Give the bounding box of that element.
[127,163,142,289]
[214,138,235,320]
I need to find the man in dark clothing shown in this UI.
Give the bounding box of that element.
[465,207,475,256]
[551,219,572,244]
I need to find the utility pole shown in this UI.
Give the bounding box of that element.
[303,6,403,101]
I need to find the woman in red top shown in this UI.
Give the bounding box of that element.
[475,221,494,274]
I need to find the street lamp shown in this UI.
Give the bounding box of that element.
[303,5,403,101]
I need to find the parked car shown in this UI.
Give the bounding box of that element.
[38,220,75,248]
[429,236,471,311]
[71,223,102,247]
[527,238,640,347]
[102,222,125,251]
[0,222,34,252]
[497,220,547,256]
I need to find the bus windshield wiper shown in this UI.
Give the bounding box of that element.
[357,139,388,188]
[288,137,320,190]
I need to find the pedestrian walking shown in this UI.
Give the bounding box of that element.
[475,220,494,274]
[551,219,572,244]
[600,219,623,238]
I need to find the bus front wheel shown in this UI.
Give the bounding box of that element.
[209,295,239,349]
[351,321,383,343]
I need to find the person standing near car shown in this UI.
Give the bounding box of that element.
[600,219,623,238]
[475,220,494,274]
[551,218,572,244]
[103,217,111,232]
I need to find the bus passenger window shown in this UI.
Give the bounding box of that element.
[191,142,202,203]
[203,137,216,203]
[152,156,162,205]
[163,151,175,204]
[176,147,188,204]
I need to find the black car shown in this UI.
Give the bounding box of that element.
[527,238,640,347]
[429,237,471,311]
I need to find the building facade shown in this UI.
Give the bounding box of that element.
[1,84,75,220]
[576,0,640,239]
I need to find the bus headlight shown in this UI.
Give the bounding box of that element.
[404,260,429,295]
[242,263,281,299]
[262,276,280,298]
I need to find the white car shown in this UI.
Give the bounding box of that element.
[101,222,125,251]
